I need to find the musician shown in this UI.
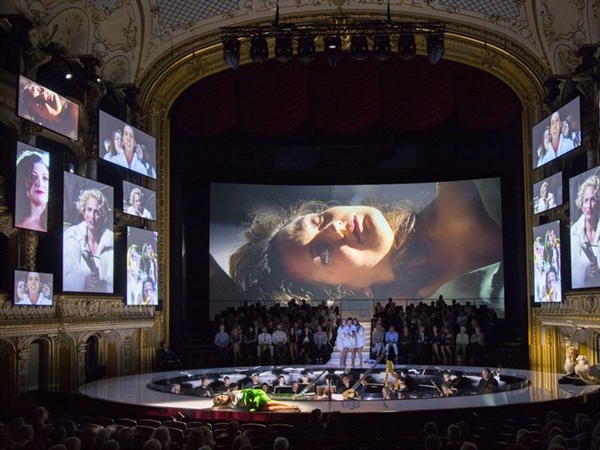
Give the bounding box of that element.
[338,374,353,394]
[381,385,394,400]
[196,376,214,398]
[275,374,286,389]
[478,368,499,393]
[290,380,301,395]
[244,372,262,389]
[214,375,233,393]
[441,370,455,396]
[355,373,368,399]
[384,360,409,398]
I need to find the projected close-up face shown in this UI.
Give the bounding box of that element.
[276,205,395,290]
[16,279,26,300]
[112,130,123,153]
[549,112,561,140]
[27,162,49,206]
[581,186,598,219]
[83,197,105,231]
[23,84,64,122]
[123,125,135,153]
[27,272,41,296]
[211,178,505,316]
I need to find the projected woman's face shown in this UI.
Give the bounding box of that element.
[276,205,395,290]
[27,272,41,295]
[16,279,26,299]
[113,131,123,153]
[550,112,561,139]
[83,197,104,231]
[25,84,64,122]
[582,186,598,220]
[26,162,49,207]
[123,125,135,153]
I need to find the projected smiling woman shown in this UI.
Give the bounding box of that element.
[63,189,114,293]
[229,179,503,304]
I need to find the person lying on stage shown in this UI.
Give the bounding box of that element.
[212,388,301,412]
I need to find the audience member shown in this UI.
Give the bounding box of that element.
[214,325,230,366]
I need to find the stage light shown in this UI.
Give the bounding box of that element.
[250,36,268,64]
[543,78,562,105]
[427,31,444,65]
[297,36,316,64]
[373,35,391,62]
[220,6,445,69]
[275,35,293,63]
[324,36,342,67]
[222,37,240,69]
[350,35,369,63]
[398,33,416,61]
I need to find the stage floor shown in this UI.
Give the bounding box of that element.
[78,363,600,419]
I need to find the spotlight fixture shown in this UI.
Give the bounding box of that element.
[220,1,445,68]
[222,37,240,70]
[275,35,293,64]
[426,31,444,65]
[350,35,369,63]
[543,78,562,105]
[297,36,316,64]
[250,36,268,64]
[373,35,391,62]
[324,36,342,67]
[398,33,416,61]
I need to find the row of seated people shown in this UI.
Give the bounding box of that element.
[214,322,335,367]
[212,299,340,367]
[3,402,600,450]
[370,319,488,366]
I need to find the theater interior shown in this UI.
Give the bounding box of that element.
[0,1,600,448]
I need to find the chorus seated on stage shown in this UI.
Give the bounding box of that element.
[149,365,528,402]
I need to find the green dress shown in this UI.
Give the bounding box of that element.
[233,388,271,412]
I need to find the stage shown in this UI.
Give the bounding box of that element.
[78,363,600,421]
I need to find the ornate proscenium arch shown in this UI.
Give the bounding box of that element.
[136,8,548,340]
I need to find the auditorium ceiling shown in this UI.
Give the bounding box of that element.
[0,1,597,89]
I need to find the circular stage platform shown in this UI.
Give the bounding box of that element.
[79,363,600,422]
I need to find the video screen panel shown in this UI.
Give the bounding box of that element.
[98,110,157,179]
[15,142,50,232]
[17,75,79,140]
[63,173,114,293]
[569,166,600,289]
[533,172,563,214]
[533,96,581,168]
[126,227,159,305]
[123,181,156,220]
[14,270,53,306]
[210,178,505,317]
[532,221,562,303]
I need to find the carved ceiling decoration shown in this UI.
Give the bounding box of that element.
[2,0,597,86]
[155,0,239,31]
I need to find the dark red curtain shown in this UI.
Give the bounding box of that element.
[170,55,521,138]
